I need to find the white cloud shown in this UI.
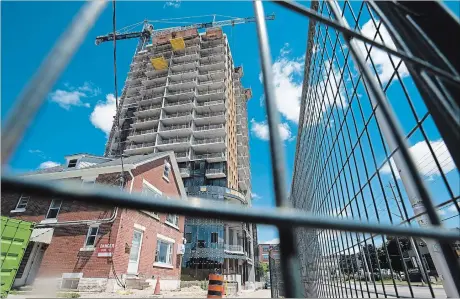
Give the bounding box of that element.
[448,204,459,214]
[90,94,117,135]
[357,19,409,84]
[49,81,100,110]
[164,0,181,8]
[39,161,59,169]
[252,193,262,200]
[381,139,456,179]
[262,238,279,245]
[49,90,89,110]
[250,119,293,142]
[260,43,303,123]
[437,209,446,216]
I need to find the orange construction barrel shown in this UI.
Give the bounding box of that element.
[207,274,224,298]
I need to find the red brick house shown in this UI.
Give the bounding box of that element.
[1,152,187,292]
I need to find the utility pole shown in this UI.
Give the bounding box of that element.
[388,182,428,285]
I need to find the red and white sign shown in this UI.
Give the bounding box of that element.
[97,243,115,257]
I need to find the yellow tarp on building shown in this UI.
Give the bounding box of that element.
[150,56,168,70]
[170,37,185,51]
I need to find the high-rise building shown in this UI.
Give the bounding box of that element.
[104,26,255,284]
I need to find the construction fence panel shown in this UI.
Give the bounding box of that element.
[1,0,459,298]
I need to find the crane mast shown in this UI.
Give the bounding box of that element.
[95,14,275,48]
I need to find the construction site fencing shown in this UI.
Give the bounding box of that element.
[269,255,285,298]
[1,0,460,298]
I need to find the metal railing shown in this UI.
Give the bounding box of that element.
[170,69,197,76]
[164,99,194,107]
[195,124,225,131]
[166,88,195,96]
[194,137,224,145]
[193,152,226,160]
[196,89,225,96]
[206,168,226,175]
[137,104,162,112]
[199,79,224,85]
[162,111,192,119]
[175,152,188,158]
[158,137,189,145]
[168,78,196,86]
[125,141,155,150]
[135,116,158,123]
[196,99,225,107]
[1,1,460,299]
[195,111,225,118]
[128,128,156,137]
[161,123,191,131]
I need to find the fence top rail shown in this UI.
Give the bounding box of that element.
[2,174,460,242]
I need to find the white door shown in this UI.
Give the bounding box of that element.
[127,230,143,274]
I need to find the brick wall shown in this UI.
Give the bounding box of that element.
[1,157,185,283]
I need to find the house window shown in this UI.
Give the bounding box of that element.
[166,214,179,227]
[211,232,218,243]
[68,159,78,168]
[185,233,192,244]
[84,226,99,247]
[46,199,62,219]
[155,239,173,265]
[16,195,29,210]
[142,181,161,218]
[163,161,171,179]
[262,254,269,260]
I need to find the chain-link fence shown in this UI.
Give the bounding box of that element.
[1,1,460,298]
[269,249,284,298]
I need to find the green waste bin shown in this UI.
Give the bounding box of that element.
[0,216,34,298]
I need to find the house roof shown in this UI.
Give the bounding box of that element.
[21,151,187,199]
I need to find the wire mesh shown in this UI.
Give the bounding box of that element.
[1,0,460,298]
[289,0,460,297]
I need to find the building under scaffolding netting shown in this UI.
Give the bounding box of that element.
[290,0,460,298]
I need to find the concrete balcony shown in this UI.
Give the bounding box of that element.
[168,69,197,79]
[196,88,224,102]
[172,51,199,63]
[132,116,159,130]
[141,81,166,94]
[163,99,195,113]
[174,151,190,162]
[167,78,196,90]
[126,81,144,95]
[194,111,225,126]
[200,43,224,51]
[161,111,193,125]
[170,61,197,72]
[195,99,225,113]
[197,79,224,89]
[158,123,192,138]
[156,137,191,151]
[165,88,195,101]
[205,168,226,179]
[145,71,168,83]
[197,69,225,78]
[123,94,142,104]
[224,244,245,255]
[127,128,157,142]
[192,137,225,151]
[180,168,191,178]
[134,104,162,117]
[139,93,163,106]
[194,124,225,138]
[124,142,155,155]
[198,61,225,73]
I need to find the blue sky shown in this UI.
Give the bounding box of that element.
[2,1,459,245]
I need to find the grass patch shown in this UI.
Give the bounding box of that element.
[8,290,19,295]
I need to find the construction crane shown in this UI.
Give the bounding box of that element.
[95,14,275,51]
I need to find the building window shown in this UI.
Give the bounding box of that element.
[262,254,269,260]
[16,195,29,210]
[166,214,179,227]
[142,181,161,218]
[211,232,218,244]
[163,161,171,180]
[46,199,62,219]
[198,240,206,248]
[155,240,173,265]
[185,233,192,244]
[84,226,99,247]
[68,159,78,168]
